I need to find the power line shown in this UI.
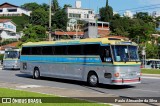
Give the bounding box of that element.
[117,4,160,12]
[118,6,160,14]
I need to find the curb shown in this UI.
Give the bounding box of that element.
[142,74,160,77]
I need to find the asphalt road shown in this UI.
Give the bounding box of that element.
[0,68,160,98]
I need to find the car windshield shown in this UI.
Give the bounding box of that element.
[112,45,139,62]
[4,51,19,59]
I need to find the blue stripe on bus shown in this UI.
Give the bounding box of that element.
[20,56,101,63]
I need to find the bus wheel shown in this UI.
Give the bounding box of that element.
[33,68,40,79]
[87,72,99,87]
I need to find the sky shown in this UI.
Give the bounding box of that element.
[0,0,160,14]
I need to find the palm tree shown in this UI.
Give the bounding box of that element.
[52,0,59,13]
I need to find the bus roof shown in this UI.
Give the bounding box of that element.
[5,48,20,51]
[22,38,137,47]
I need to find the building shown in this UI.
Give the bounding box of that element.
[83,20,110,38]
[52,31,84,40]
[123,10,133,18]
[0,2,31,16]
[0,19,20,40]
[65,1,95,20]
[152,11,160,18]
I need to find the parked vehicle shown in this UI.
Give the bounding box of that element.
[3,48,20,70]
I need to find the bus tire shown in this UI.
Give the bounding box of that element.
[33,68,40,79]
[87,72,99,87]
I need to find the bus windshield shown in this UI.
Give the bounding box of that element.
[4,51,19,59]
[112,45,139,62]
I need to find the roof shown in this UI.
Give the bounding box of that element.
[67,7,94,11]
[0,2,18,8]
[0,42,19,50]
[0,19,16,26]
[0,19,11,23]
[52,31,84,36]
[22,38,137,47]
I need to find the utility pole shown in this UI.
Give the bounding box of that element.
[49,0,52,41]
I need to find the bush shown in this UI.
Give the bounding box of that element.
[0,54,4,60]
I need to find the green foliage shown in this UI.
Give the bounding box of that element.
[0,39,18,46]
[52,9,68,31]
[63,4,72,9]
[52,0,60,12]
[141,69,160,74]
[0,54,4,60]
[134,12,153,23]
[21,24,47,42]
[139,43,159,59]
[30,8,49,26]
[158,37,160,43]
[21,2,41,11]
[99,6,113,22]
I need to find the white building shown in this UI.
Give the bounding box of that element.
[152,11,160,18]
[0,2,31,16]
[0,19,20,40]
[65,1,95,20]
[66,1,96,31]
[123,10,133,18]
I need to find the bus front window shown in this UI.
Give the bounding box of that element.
[5,51,19,59]
[112,45,139,62]
[112,45,129,62]
[128,46,139,61]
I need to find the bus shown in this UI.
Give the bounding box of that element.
[144,59,160,69]
[20,38,141,86]
[3,48,20,70]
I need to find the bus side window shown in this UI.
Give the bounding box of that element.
[101,47,112,62]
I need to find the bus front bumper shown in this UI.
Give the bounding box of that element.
[111,77,141,85]
[3,65,20,69]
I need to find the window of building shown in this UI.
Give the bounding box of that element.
[0,9,3,12]
[42,46,53,55]
[67,45,82,55]
[21,47,31,55]
[69,13,81,18]
[8,9,17,12]
[88,11,92,14]
[54,46,67,55]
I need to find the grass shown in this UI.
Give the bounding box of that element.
[0,88,109,106]
[141,69,160,74]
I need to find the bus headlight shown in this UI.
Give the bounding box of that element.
[114,73,120,77]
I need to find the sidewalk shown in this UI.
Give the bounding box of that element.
[142,74,160,77]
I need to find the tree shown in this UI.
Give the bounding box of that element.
[21,24,47,42]
[41,3,49,11]
[52,0,60,13]
[63,4,72,9]
[21,2,41,11]
[134,12,153,23]
[99,0,113,22]
[30,8,49,26]
[52,9,68,31]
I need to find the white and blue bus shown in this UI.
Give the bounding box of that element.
[20,38,141,86]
